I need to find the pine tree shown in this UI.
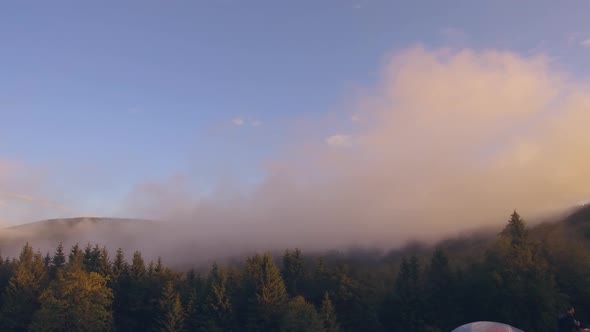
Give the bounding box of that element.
[424,248,457,331]
[43,252,51,269]
[205,263,233,330]
[312,257,333,304]
[82,244,102,273]
[111,248,130,331]
[280,296,323,332]
[501,210,528,245]
[111,248,127,280]
[385,255,425,331]
[331,264,374,331]
[51,242,66,277]
[148,261,155,277]
[157,281,185,332]
[97,247,111,276]
[83,243,93,271]
[130,251,147,280]
[32,251,47,285]
[0,243,47,331]
[320,292,340,332]
[183,290,202,332]
[68,243,84,270]
[282,248,305,296]
[244,253,287,331]
[155,257,164,275]
[112,249,154,332]
[31,269,113,331]
[485,211,559,331]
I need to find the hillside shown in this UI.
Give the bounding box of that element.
[2,206,590,332]
[0,217,159,258]
[1,204,589,269]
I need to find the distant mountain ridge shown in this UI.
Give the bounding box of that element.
[5,216,157,231]
[0,217,161,258]
[1,204,589,267]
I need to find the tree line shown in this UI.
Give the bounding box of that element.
[0,211,589,331]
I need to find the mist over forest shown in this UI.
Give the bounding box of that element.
[1,206,590,331]
[2,1,590,331]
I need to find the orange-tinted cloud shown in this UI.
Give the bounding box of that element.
[120,46,590,253]
[0,160,81,225]
[0,191,75,213]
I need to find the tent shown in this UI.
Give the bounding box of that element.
[451,321,524,332]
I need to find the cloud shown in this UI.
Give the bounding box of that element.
[567,33,578,45]
[581,38,590,47]
[232,118,245,126]
[232,118,262,127]
[111,46,590,260]
[0,160,80,225]
[0,192,76,214]
[325,134,354,147]
[352,0,365,9]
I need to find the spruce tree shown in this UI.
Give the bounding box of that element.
[68,243,84,270]
[280,296,323,332]
[424,248,456,331]
[205,263,233,330]
[183,290,203,332]
[82,244,101,273]
[51,242,66,277]
[97,247,111,276]
[501,210,528,246]
[130,251,147,280]
[0,244,47,331]
[155,257,164,275]
[157,281,185,332]
[485,211,559,331]
[126,251,151,331]
[320,292,340,332]
[282,248,305,296]
[31,269,113,331]
[385,256,425,331]
[111,248,127,280]
[43,252,51,269]
[244,253,287,331]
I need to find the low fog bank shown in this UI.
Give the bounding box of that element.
[120,47,590,262]
[0,205,580,269]
[3,46,590,266]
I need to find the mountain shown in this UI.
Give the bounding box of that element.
[1,204,590,268]
[379,204,590,268]
[0,217,160,258]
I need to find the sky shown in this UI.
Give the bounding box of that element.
[1,0,590,231]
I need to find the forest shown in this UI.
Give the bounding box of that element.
[1,210,589,332]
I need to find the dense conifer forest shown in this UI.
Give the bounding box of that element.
[1,210,589,331]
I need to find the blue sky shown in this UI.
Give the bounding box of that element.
[1,0,589,223]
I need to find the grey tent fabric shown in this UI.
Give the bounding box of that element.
[451,321,525,332]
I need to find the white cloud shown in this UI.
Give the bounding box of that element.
[118,46,590,256]
[0,160,84,225]
[232,118,245,126]
[567,33,578,45]
[580,38,590,47]
[232,118,262,127]
[325,134,354,147]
